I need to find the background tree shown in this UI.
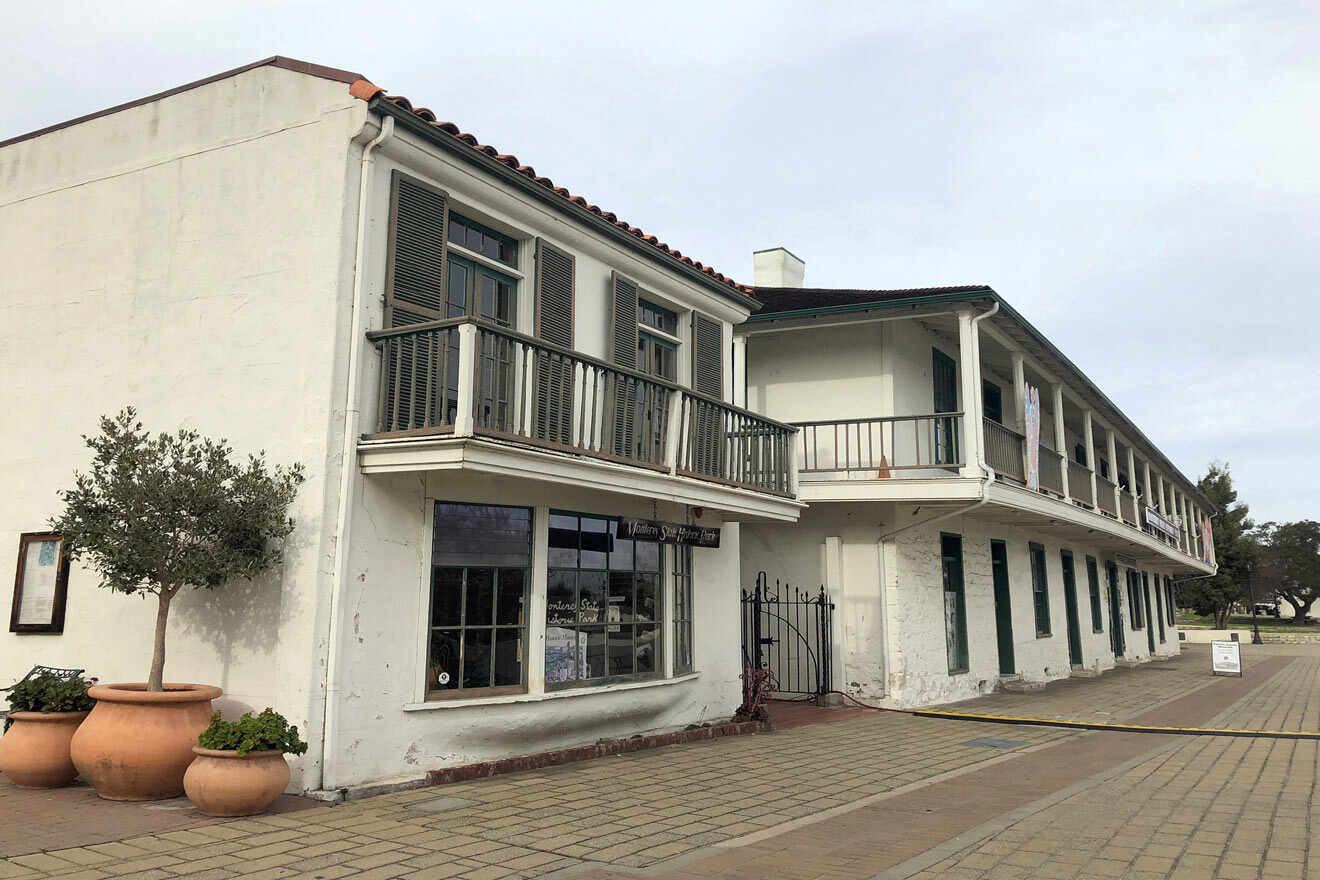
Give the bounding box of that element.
[52,409,305,691]
[1257,521,1320,624]
[1183,462,1257,628]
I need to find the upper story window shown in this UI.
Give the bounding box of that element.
[637,300,679,382]
[447,212,518,268]
[446,255,516,327]
[982,381,1003,425]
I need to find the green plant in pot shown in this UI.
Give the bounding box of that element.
[184,709,308,816]
[0,673,95,788]
[54,408,305,801]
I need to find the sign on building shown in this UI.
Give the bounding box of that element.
[1210,639,1242,677]
[617,518,720,548]
[1144,506,1180,541]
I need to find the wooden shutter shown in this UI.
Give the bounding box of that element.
[607,272,640,457]
[384,171,449,327]
[533,239,575,444]
[381,172,449,432]
[608,272,639,368]
[691,313,723,398]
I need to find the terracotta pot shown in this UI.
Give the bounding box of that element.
[0,711,89,788]
[183,747,290,817]
[70,683,221,801]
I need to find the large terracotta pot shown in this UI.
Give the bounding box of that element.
[183,747,290,817]
[0,711,89,788]
[70,683,221,801]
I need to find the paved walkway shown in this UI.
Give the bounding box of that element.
[0,644,1312,879]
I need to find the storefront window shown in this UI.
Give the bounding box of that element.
[546,512,661,688]
[427,502,531,698]
[673,546,694,674]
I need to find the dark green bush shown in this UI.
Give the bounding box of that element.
[6,672,95,713]
[197,708,308,756]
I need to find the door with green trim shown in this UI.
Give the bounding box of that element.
[1061,550,1083,667]
[991,540,1015,675]
[1143,573,1156,655]
[1106,561,1125,658]
[932,349,959,466]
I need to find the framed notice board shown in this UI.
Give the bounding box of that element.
[10,532,70,634]
[1210,639,1242,677]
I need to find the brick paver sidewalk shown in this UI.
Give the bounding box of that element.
[0,644,1309,879]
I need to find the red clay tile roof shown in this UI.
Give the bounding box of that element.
[348,78,755,299]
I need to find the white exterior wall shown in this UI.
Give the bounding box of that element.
[0,67,369,790]
[327,471,744,788]
[741,507,1183,708]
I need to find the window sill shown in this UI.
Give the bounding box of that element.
[401,672,701,711]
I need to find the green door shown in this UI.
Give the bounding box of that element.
[1061,551,1083,667]
[1106,562,1125,658]
[1143,573,1156,655]
[991,540,1015,675]
[941,534,969,674]
[931,349,959,465]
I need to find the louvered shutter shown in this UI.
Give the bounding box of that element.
[689,312,726,476]
[381,172,450,432]
[533,239,575,444]
[691,313,723,398]
[608,273,640,457]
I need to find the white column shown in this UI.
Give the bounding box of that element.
[527,505,550,696]
[1012,352,1027,432]
[1105,428,1121,513]
[825,536,845,693]
[453,322,478,436]
[1157,474,1168,516]
[1052,384,1069,499]
[1142,461,1152,513]
[1181,494,1194,553]
[732,335,748,409]
[1083,409,1098,508]
[957,310,983,479]
[1126,446,1139,521]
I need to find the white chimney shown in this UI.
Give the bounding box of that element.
[753,247,805,288]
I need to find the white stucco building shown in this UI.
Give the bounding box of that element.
[737,248,1217,707]
[0,57,802,794]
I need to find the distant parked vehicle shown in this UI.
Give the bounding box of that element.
[1253,601,1280,618]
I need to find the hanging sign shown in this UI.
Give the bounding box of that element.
[1210,639,1242,677]
[1024,385,1041,491]
[1144,507,1180,541]
[617,518,720,548]
[1201,519,1216,566]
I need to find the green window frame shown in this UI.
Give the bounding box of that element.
[672,546,694,675]
[1029,542,1051,637]
[546,511,662,689]
[1085,556,1103,632]
[941,533,969,674]
[1165,576,1176,626]
[1155,574,1166,642]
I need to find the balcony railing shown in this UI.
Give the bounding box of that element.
[1119,492,1137,525]
[1067,461,1094,506]
[1038,447,1065,496]
[983,419,1024,482]
[366,319,796,497]
[1096,475,1118,517]
[794,413,963,475]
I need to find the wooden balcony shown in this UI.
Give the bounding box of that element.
[363,318,797,501]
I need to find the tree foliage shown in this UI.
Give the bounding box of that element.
[51,409,305,691]
[1183,462,1258,628]
[1257,520,1320,623]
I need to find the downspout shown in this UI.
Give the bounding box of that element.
[315,114,394,795]
[876,300,999,695]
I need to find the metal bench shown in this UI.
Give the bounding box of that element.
[1,665,87,732]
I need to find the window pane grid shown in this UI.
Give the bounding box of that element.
[673,546,694,675]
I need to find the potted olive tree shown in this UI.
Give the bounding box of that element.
[183,708,308,816]
[0,672,95,787]
[55,409,304,801]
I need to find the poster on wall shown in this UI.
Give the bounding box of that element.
[10,532,70,634]
[1201,519,1216,566]
[1024,385,1041,491]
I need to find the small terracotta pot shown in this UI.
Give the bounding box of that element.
[70,683,221,801]
[183,747,290,817]
[0,711,89,788]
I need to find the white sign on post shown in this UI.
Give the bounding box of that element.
[1210,639,1242,677]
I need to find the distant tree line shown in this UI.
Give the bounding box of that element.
[1179,463,1320,628]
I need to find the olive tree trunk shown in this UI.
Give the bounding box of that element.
[148,587,178,692]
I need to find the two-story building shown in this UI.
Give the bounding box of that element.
[737,248,1216,707]
[0,57,801,793]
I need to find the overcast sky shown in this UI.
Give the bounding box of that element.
[5,1,1316,522]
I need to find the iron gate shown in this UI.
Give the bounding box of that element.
[741,572,835,697]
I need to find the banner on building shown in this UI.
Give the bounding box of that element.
[1201,519,1216,566]
[1144,507,1180,542]
[618,517,720,548]
[1024,385,1041,491]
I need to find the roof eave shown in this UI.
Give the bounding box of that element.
[371,97,761,313]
